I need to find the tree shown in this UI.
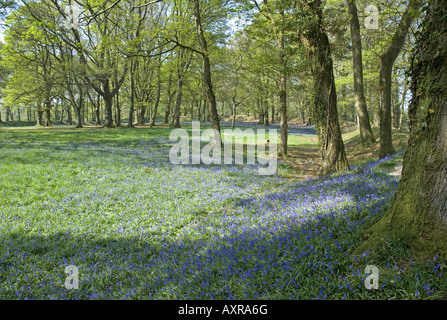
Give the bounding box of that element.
[191,0,221,135]
[355,0,447,258]
[378,0,421,158]
[347,0,375,145]
[301,0,349,175]
[2,2,60,127]
[251,0,289,156]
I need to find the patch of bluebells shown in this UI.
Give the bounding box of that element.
[0,138,444,300]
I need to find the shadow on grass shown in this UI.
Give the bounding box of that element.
[0,166,398,300]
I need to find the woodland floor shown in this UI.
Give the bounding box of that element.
[2,120,445,300]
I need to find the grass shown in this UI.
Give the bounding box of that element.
[0,122,445,300]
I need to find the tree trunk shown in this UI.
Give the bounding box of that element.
[278,10,288,156]
[303,0,349,175]
[138,105,147,125]
[74,92,83,129]
[263,98,270,126]
[172,65,183,128]
[67,102,72,125]
[163,73,173,125]
[192,0,220,134]
[95,94,101,126]
[115,90,121,127]
[44,108,52,127]
[202,97,207,122]
[7,106,13,121]
[128,60,136,128]
[102,79,115,128]
[150,64,162,127]
[347,0,376,145]
[231,98,236,129]
[355,0,447,257]
[379,0,420,158]
[36,108,44,127]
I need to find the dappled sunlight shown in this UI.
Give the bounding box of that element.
[1,128,425,300]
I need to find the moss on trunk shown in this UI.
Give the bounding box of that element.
[354,0,447,259]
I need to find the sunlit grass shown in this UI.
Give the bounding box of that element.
[0,126,445,300]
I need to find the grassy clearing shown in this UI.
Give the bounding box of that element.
[0,124,445,300]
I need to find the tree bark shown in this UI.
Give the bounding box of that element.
[44,108,52,127]
[355,0,447,257]
[302,0,349,175]
[115,89,121,127]
[163,72,174,125]
[347,0,376,145]
[278,10,288,156]
[36,108,44,127]
[150,61,162,127]
[172,54,184,128]
[263,97,270,126]
[95,94,101,126]
[231,99,236,129]
[128,59,136,128]
[192,0,220,134]
[7,106,13,121]
[379,0,420,158]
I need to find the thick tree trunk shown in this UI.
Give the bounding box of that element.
[43,96,52,127]
[7,106,13,121]
[44,108,52,127]
[36,109,44,127]
[102,80,115,128]
[378,0,420,158]
[347,0,376,145]
[74,105,82,128]
[138,105,147,125]
[355,0,447,257]
[67,103,72,126]
[303,0,349,175]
